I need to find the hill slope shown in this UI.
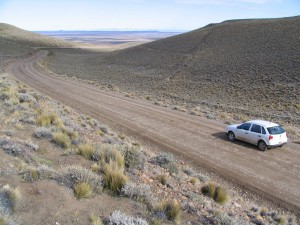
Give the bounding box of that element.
[45,16,300,125]
[0,23,73,56]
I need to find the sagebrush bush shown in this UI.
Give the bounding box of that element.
[1,185,21,213]
[123,145,144,169]
[74,182,93,199]
[34,127,52,139]
[155,199,181,222]
[103,162,127,194]
[58,165,103,191]
[212,212,250,225]
[22,165,57,181]
[201,182,229,205]
[121,182,154,204]
[108,211,148,225]
[150,153,178,174]
[52,131,71,148]
[77,143,95,160]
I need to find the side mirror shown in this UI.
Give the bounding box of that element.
[237,125,241,129]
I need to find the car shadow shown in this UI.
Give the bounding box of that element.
[212,132,259,151]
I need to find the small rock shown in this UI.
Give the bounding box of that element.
[233,202,241,208]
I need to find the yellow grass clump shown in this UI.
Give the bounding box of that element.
[74,182,93,199]
[52,131,71,148]
[155,199,181,222]
[78,143,95,160]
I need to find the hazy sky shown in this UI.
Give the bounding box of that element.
[0,0,299,31]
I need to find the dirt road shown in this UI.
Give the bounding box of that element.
[7,51,300,213]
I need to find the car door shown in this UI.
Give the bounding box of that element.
[235,122,252,140]
[247,124,262,144]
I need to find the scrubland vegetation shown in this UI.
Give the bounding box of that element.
[0,72,298,224]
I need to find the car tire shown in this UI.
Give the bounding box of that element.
[228,131,235,141]
[258,141,267,151]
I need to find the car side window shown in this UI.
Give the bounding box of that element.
[241,123,251,131]
[250,124,261,133]
[262,127,266,134]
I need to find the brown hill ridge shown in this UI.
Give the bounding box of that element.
[45,16,300,125]
[0,23,73,56]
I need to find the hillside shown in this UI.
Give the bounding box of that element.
[0,23,73,57]
[45,16,300,127]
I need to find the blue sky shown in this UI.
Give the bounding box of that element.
[0,0,299,31]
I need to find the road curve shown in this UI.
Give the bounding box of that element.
[7,51,300,213]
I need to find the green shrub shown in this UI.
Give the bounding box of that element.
[74,182,93,199]
[52,131,71,148]
[78,143,95,160]
[155,199,181,222]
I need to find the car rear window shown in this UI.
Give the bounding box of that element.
[267,126,285,135]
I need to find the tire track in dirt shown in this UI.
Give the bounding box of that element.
[7,51,300,214]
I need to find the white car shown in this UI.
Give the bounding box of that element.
[226,120,288,151]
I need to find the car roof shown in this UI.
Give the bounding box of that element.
[246,120,279,127]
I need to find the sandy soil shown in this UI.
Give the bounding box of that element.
[7,51,300,215]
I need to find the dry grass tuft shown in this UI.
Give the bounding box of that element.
[157,174,168,185]
[190,177,198,185]
[89,213,103,225]
[201,182,229,205]
[155,199,181,222]
[52,131,71,148]
[77,143,95,160]
[103,162,127,194]
[74,182,93,199]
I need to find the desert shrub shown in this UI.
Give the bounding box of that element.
[99,125,109,134]
[149,153,178,175]
[77,143,95,160]
[22,165,57,181]
[5,87,19,105]
[34,127,52,139]
[212,212,250,225]
[52,131,71,148]
[89,213,103,225]
[123,145,144,169]
[58,165,103,191]
[98,145,125,170]
[156,174,168,185]
[182,167,194,176]
[61,126,78,140]
[0,209,18,225]
[0,185,21,213]
[103,162,127,194]
[275,215,286,225]
[36,112,61,127]
[155,199,181,222]
[190,177,198,185]
[74,182,93,199]
[0,139,23,156]
[121,182,154,204]
[108,211,148,225]
[19,93,36,103]
[25,141,39,151]
[201,182,229,205]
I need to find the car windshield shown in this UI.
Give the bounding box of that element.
[267,126,285,135]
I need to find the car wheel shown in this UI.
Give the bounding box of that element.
[228,131,235,141]
[258,141,267,151]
